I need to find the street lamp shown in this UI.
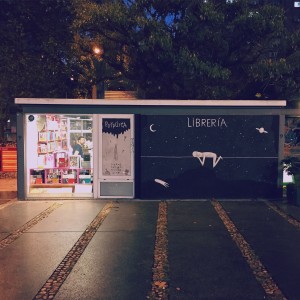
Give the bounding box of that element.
[92,46,102,55]
[91,45,105,99]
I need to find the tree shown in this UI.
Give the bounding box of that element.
[0,0,82,143]
[73,0,300,100]
[1,0,299,145]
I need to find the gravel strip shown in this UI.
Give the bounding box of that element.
[0,202,62,250]
[265,201,300,229]
[147,201,169,300]
[211,199,287,300]
[32,202,115,300]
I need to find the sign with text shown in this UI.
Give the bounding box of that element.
[101,118,131,176]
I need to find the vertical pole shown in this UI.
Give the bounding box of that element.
[17,112,25,200]
[92,85,97,99]
[278,112,285,191]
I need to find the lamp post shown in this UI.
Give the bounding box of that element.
[91,45,105,99]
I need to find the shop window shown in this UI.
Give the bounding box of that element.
[26,114,93,197]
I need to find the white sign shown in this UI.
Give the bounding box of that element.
[294,2,300,7]
[102,118,131,176]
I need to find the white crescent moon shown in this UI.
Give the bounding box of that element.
[150,124,156,132]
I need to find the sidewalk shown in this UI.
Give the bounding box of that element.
[0,175,17,206]
[1,199,300,299]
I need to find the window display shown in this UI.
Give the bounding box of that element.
[26,114,93,197]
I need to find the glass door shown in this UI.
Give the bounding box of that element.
[98,115,134,198]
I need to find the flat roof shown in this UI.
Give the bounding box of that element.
[15,98,286,107]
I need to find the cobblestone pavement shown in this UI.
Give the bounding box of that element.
[0,199,300,300]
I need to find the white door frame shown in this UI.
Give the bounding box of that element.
[98,114,134,198]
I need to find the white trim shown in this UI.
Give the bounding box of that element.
[15,98,286,107]
[92,114,99,199]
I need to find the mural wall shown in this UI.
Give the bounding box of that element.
[140,115,280,199]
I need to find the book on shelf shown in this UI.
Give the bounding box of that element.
[61,173,76,184]
[55,151,68,167]
[38,132,47,142]
[79,175,92,184]
[69,155,81,168]
[30,175,43,184]
[35,178,43,184]
[37,155,46,168]
[45,154,55,168]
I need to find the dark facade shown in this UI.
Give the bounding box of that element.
[139,114,280,199]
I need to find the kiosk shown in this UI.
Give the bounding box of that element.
[15,98,286,200]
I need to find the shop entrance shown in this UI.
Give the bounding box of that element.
[98,114,134,198]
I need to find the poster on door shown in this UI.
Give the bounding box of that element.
[102,118,131,176]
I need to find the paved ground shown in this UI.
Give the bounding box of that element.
[0,176,17,204]
[1,195,300,300]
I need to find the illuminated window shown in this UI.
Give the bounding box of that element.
[26,114,93,197]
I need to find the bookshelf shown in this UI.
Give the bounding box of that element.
[30,168,93,191]
[29,114,94,194]
[37,115,68,168]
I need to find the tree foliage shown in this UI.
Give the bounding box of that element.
[0,0,81,142]
[74,0,300,100]
[0,0,115,143]
[0,0,300,144]
[0,0,78,97]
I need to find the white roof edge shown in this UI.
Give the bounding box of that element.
[15,98,286,107]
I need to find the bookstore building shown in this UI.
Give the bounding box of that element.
[15,98,288,200]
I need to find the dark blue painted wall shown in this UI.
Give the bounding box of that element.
[140,115,280,199]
